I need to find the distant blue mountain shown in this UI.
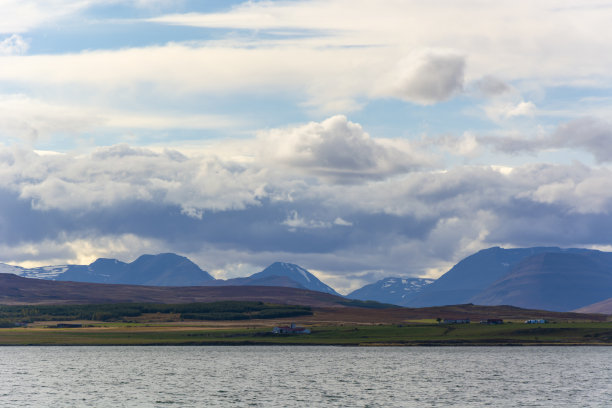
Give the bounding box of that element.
[250,262,340,295]
[470,251,612,311]
[406,246,612,311]
[346,277,434,306]
[209,262,341,296]
[407,247,572,307]
[55,253,214,286]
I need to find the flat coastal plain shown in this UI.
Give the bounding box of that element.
[1,306,610,346]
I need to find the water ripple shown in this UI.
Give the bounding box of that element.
[0,346,610,407]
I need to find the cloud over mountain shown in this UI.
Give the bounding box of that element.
[2,115,612,292]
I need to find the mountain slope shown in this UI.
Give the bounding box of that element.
[346,277,434,305]
[208,262,340,295]
[574,297,612,314]
[470,252,612,311]
[206,275,309,290]
[406,247,589,307]
[120,253,214,286]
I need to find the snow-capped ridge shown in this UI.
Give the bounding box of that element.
[249,262,339,295]
[347,277,435,306]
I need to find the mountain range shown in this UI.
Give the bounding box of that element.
[2,246,612,312]
[0,255,338,295]
[1,253,215,287]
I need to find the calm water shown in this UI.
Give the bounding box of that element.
[1,346,610,407]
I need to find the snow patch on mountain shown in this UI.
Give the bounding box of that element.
[347,277,435,306]
[0,263,68,280]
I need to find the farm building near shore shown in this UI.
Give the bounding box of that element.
[441,319,470,324]
[480,319,503,325]
[272,323,311,334]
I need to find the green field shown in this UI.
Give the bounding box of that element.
[1,322,611,346]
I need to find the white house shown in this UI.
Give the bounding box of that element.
[525,319,548,324]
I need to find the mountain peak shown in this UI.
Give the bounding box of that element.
[251,262,339,295]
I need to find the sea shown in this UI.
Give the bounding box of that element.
[1,346,610,407]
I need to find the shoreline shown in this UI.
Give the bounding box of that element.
[1,342,611,347]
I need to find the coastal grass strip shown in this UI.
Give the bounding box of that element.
[1,322,611,346]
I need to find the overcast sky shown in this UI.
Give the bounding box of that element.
[2,0,612,293]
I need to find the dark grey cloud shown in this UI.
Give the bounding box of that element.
[478,117,612,162]
[386,52,465,104]
[0,189,73,243]
[472,75,511,97]
[552,117,612,163]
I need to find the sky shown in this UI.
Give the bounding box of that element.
[2,0,612,294]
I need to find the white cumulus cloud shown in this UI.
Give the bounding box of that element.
[258,115,430,181]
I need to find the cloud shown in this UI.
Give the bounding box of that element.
[375,51,465,104]
[148,1,612,87]
[478,117,612,162]
[484,100,537,122]
[551,117,612,163]
[258,115,430,181]
[0,231,165,267]
[0,43,466,113]
[0,94,242,143]
[506,101,537,118]
[0,34,28,55]
[0,1,176,34]
[333,217,352,227]
[282,211,331,230]
[0,115,433,220]
[472,76,512,97]
[2,0,611,120]
[0,144,266,214]
[3,138,612,290]
[435,132,481,159]
[0,0,104,34]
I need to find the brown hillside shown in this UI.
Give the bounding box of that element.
[0,274,606,323]
[0,273,344,307]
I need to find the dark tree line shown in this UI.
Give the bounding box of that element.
[0,301,312,324]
